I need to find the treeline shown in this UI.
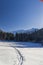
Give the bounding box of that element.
[0,28,43,43]
[14,28,43,43]
[0,30,14,41]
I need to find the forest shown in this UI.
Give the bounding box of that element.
[0,28,43,43]
[0,30,14,41]
[14,28,43,42]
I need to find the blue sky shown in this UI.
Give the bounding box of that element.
[0,0,43,32]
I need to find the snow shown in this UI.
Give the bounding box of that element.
[12,28,38,34]
[0,42,43,65]
[0,42,23,65]
[17,48,43,65]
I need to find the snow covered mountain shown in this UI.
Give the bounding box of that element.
[24,28,38,33]
[12,30,25,34]
[12,28,38,34]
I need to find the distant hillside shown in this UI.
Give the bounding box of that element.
[12,30,25,34]
[12,28,38,34]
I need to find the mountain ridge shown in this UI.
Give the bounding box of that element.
[12,28,39,34]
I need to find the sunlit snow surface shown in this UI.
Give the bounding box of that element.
[0,42,43,65]
[0,42,23,65]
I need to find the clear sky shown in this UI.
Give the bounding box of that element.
[0,0,43,32]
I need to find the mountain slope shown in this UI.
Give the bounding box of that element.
[12,28,38,34]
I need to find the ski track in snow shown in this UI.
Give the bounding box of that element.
[15,48,24,65]
[0,42,24,65]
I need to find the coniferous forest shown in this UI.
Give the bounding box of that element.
[0,30,14,41]
[0,28,43,43]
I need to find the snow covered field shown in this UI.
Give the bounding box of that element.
[0,42,43,65]
[0,42,23,65]
[17,48,43,65]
